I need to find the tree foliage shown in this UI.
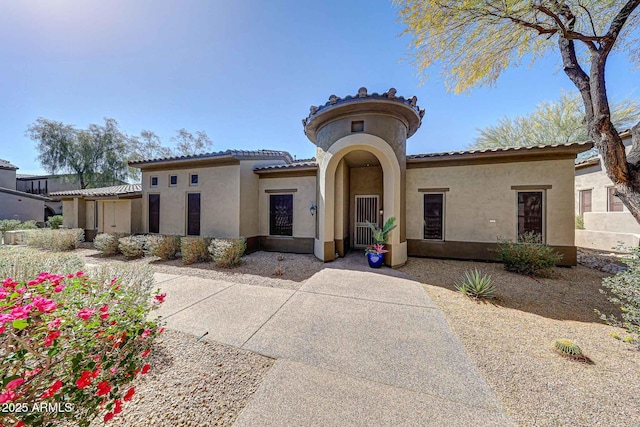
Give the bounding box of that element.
[472,91,640,149]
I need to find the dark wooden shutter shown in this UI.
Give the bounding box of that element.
[423,194,444,240]
[149,194,160,234]
[580,190,592,214]
[608,187,623,212]
[517,192,543,238]
[187,193,201,236]
[270,194,293,236]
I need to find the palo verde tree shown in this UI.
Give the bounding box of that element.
[472,91,640,149]
[396,1,640,222]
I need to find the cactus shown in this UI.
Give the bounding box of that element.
[554,339,583,357]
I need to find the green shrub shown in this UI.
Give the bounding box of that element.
[47,214,64,229]
[19,220,38,230]
[24,228,84,251]
[0,247,84,281]
[88,262,156,306]
[597,246,640,348]
[208,238,246,268]
[496,232,562,276]
[575,215,585,230]
[455,268,496,299]
[94,233,121,256]
[181,237,210,265]
[147,235,181,260]
[118,236,145,259]
[0,219,22,233]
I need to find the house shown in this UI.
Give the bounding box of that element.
[48,185,143,241]
[574,130,640,251]
[119,87,589,267]
[0,159,53,222]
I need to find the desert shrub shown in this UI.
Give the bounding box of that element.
[24,228,84,251]
[208,238,246,268]
[118,236,145,259]
[47,215,64,229]
[94,233,121,256]
[181,237,210,265]
[19,220,38,230]
[147,235,181,260]
[575,215,585,230]
[0,247,84,281]
[0,219,22,233]
[0,267,166,426]
[597,246,640,348]
[87,263,156,305]
[455,269,496,300]
[496,232,562,276]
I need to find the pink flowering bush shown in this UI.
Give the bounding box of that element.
[0,270,166,426]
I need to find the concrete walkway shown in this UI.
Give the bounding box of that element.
[154,258,513,426]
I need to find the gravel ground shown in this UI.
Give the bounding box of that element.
[577,247,628,273]
[75,245,324,291]
[86,329,274,427]
[400,258,640,427]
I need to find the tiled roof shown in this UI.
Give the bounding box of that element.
[407,141,593,160]
[129,149,293,166]
[254,160,318,172]
[0,159,18,170]
[0,187,53,201]
[49,184,142,198]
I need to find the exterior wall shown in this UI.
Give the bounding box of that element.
[349,165,383,247]
[406,158,576,264]
[258,176,317,239]
[0,192,44,222]
[62,200,75,228]
[334,159,350,255]
[99,200,132,234]
[131,198,143,234]
[0,169,16,190]
[85,201,96,231]
[142,165,241,237]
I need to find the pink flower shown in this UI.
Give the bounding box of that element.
[41,380,63,399]
[0,390,16,403]
[77,308,96,320]
[44,330,61,346]
[6,378,25,390]
[141,349,151,358]
[141,329,151,339]
[27,279,38,286]
[110,367,117,376]
[0,314,13,326]
[96,381,111,396]
[104,412,114,422]
[67,273,74,279]
[0,289,7,299]
[154,293,166,303]
[33,296,57,313]
[48,318,62,329]
[25,368,42,378]
[2,278,17,288]
[158,327,165,334]
[0,325,5,334]
[114,399,123,414]
[76,271,85,277]
[10,305,30,320]
[100,312,109,320]
[141,364,151,374]
[53,284,65,293]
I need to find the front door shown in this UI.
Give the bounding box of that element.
[187,193,201,236]
[354,195,379,247]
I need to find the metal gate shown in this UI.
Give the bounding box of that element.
[354,195,379,247]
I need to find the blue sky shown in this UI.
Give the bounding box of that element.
[1,0,638,175]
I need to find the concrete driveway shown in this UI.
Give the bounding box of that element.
[154,261,513,426]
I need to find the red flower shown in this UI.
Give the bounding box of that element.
[141,349,151,357]
[77,308,96,320]
[103,411,114,422]
[16,422,25,427]
[158,327,165,334]
[141,329,151,339]
[92,369,100,378]
[100,312,109,320]
[100,304,109,313]
[41,380,63,399]
[123,387,135,401]
[6,378,24,390]
[48,318,62,329]
[0,390,16,403]
[44,330,61,346]
[114,399,123,414]
[141,364,151,374]
[154,293,166,303]
[76,371,93,389]
[96,381,111,396]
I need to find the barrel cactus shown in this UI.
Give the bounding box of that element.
[554,339,583,357]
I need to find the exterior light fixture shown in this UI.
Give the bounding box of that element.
[379,209,384,216]
[310,203,317,216]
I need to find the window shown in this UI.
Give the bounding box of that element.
[187,193,201,236]
[579,189,592,214]
[149,194,160,233]
[150,176,158,187]
[94,201,99,229]
[608,187,623,212]
[423,193,444,240]
[351,120,364,133]
[517,191,544,240]
[190,174,198,186]
[169,175,177,186]
[270,194,293,236]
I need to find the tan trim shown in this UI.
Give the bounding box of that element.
[137,158,240,171]
[257,236,314,254]
[510,185,552,190]
[335,239,345,257]
[418,187,449,193]
[323,241,336,262]
[257,169,317,179]
[407,151,581,169]
[264,189,298,194]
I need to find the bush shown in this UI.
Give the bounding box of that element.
[19,220,38,230]
[597,246,640,348]
[0,247,84,282]
[47,215,64,229]
[455,268,496,299]
[181,237,210,265]
[575,215,585,230]
[147,235,181,260]
[496,232,562,277]
[0,268,166,426]
[208,238,246,268]
[88,263,156,306]
[24,228,84,251]
[0,219,37,233]
[94,233,121,256]
[118,236,145,259]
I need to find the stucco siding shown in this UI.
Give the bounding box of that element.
[259,176,316,238]
[85,201,96,231]
[131,198,143,234]
[62,200,75,228]
[239,160,287,237]
[0,192,44,222]
[406,158,576,247]
[0,169,16,190]
[99,200,132,234]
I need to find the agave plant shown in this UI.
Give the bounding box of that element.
[455,268,496,300]
[366,217,397,245]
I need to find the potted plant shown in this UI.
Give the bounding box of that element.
[364,217,396,268]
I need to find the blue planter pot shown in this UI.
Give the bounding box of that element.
[367,253,384,268]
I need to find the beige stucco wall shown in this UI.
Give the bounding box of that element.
[0,192,44,222]
[131,198,143,234]
[61,198,86,228]
[258,176,316,238]
[239,160,287,237]
[574,163,629,215]
[333,159,350,242]
[406,158,576,247]
[142,165,241,237]
[85,200,96,231]
[99,200,132,234]
[0,169,16,190]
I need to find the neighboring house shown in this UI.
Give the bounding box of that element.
[0,159,52,222]
[49,185,143,241]
[118,87,589,267]
[574,130,640,251]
